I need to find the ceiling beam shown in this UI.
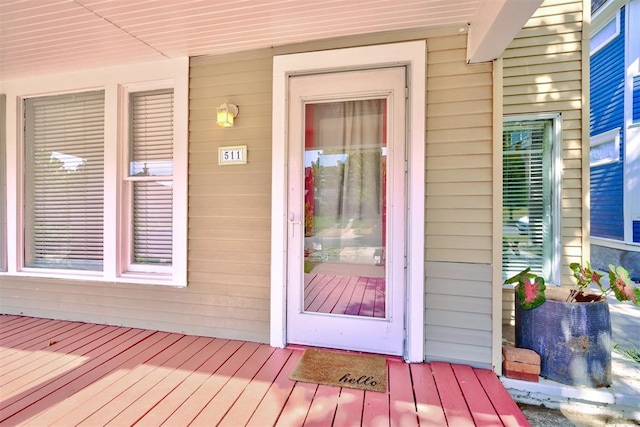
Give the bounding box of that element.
[466,0,544,63]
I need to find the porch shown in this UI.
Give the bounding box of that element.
[0,315,529,426]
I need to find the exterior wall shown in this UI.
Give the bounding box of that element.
[501,0,588,322]
[189,50,274,343]
[0,27,499,368]
[423,33,495,369]
[425,262,493,367]
[590,6,626,240]
[0,2,586,370]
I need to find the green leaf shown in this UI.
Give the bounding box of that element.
[503,268,537,285]
[608,264,639,305]
[516,276,546,310]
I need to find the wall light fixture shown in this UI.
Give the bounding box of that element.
[217,102,239,128]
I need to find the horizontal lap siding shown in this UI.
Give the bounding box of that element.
[424,261,493,369]
[424,34,494,367]
[503,0,586,287]
[590,6,625,240]
[189,50,274,342]
[426,34,493,265]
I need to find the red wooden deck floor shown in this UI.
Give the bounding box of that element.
[0,315,530,426]
[304,274,385,317]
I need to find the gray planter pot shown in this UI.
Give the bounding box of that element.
[515,288,612,387]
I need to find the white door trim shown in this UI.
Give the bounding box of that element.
[270,41,426,362]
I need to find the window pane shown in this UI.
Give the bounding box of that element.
[133,181,173,265]
[24,91,105,270]
[129,90,174,177]
[129,89,174,267]
[590,140,617,164]
[503,119,554,281]
[590,15,618,55]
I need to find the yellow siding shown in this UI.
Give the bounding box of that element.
[501,0,587,319]
[426,34,494,264]
[188,50,274,342]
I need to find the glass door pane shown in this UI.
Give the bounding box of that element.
[303,99,387,318]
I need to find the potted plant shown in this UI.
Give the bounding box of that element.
[504,262,640,387]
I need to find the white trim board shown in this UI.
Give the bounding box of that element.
[270,41,426,362]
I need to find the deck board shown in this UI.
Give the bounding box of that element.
[99,335,207,426]
[190,344,276,426]
[0,323,103,375]
[161,341,259,426]
[389,361,418,427]
[0,315,531,426]
[22,332,185,427]
[452,364,502,426]
[217,348,293,427]
[297,384,340,426]
[431,361,475,426]
[362,386,390,427]
[1,328,156,426]
[304,274,387,318]
[410,363,447,426]
[475,369,531,427]
[246,349,301,426]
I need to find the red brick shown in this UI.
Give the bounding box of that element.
[502,346,540,365]
[504,360,540,375]
[503,369,539,382]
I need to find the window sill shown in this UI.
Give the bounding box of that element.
[0,270,186,288]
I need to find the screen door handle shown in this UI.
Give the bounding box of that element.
[288,213,301,238]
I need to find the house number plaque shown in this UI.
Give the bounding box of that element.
[218,145,247,165]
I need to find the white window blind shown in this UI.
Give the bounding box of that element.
[128,89,174,267]
[0,94,6,272]
[503,118,554,281]
[24,91,105,271]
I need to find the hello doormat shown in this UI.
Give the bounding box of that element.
[289,349,387,393]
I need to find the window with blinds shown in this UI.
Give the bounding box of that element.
[24,91,105,271]
[128,89,174,267]
[502,117,556,282]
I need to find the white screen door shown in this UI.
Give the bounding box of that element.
[286,67,406,355]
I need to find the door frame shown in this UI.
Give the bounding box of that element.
[270,41,426,362]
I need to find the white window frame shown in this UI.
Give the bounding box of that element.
[120,82,175,278]
[502,113,562,286]
[590,9,620,56]
[590,128,621,166]
[0,94,6,272]
[0,59,188,286]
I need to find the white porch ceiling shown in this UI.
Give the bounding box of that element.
[0,0,543,81]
